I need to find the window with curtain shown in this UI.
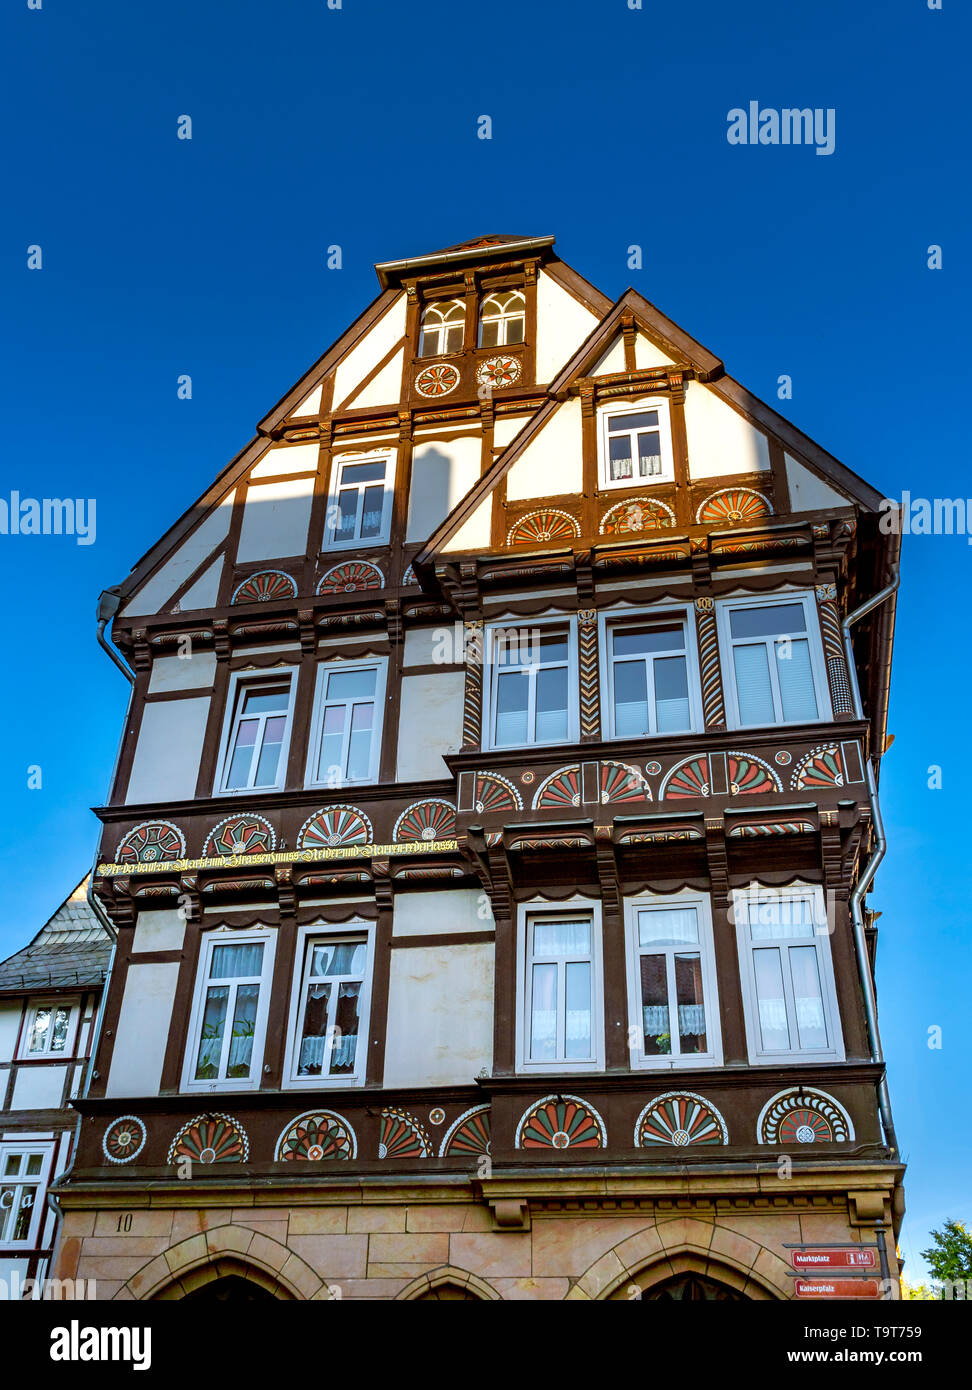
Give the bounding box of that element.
[630,904,714,1062]
[419,299,465,356]
[292,935,369,1082]
[309,662,384,785]
[735,890,841,1060]
[324,453,393,548]
[722,598,823,728]
[607,619,693,736]
[190,938,271,1086]
[599,403,674,487]
[524,915,596,1065]
[0,1146,50,1246]
[220,677,294,793]
[478,290,526,347]
[23,1001,72,1057]
[488,626,573,748]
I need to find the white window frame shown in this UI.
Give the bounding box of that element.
[623,890,722,1070]
[214,668,298,796]
[282,919,375,1089]
[482,615,579,751]
[478,290,526,347]
[323,449,396,551]
[733,883,845,1066]
[0,1141,55,1249]
[598,603,704,740]
[515,897,604,1074]
[18,996,81,1060]
[305,657,387,788]
[716,589,832,730]
[419,298,466,357]
[181,928,277,1093]
[597,397,675,490]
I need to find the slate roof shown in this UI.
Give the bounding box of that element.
[0,878,112,995]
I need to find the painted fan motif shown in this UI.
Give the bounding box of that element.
[276,1110,356,1161]
[507,509,580,545]
[663,756,710,799]
[317,562,384,594]
[516,1095,606,1150]
[393,799,457,842]
[117,820,185,864]
[378,1108,431,1159]
[533,764,581,809]
[792,746,844,789]
[439,1105,491,1158]
[600,760,648,804]
[759,1088,852,1144]
[636,1093,728,1147]
[231,570,297,604]
[298,806,372,849]
[696,489,772,524]
[473,771,522,814]
[204,814,276,857]
[167,1113,249,1165]
[727,754,780,795]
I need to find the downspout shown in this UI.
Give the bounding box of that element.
[842,540,900,1156]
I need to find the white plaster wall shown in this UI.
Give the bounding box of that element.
[291,383,322,418]
[506,397,583,501]
[442,496,492,553]
[105,962,181,1098]
[148,651,217,695]
[393,889,494,938]
[132,909,187,955]
[403,625,451,668]
[333,295,407,408]
[635,332,675,369]
[250,441,320,479]
[535,271,599,383]
[407,436,482,542]
[493,415,530,449]
[355,348,405,409]
[0,1002,22,1064]
[396,671,464,780]
[785,454,850,510]
[178,555,222,612]
[120,495,235,618]
[236,477,315,562]
[684,382,771,479]
[591,336,627,376]
[11,1065,67,1110]
[383,942,494,1087]
[125,698,209,804]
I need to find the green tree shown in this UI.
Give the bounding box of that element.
[919,1219,972,1296]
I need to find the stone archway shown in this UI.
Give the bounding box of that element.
[119,1225,318,1301]
[397,1265,501,1301]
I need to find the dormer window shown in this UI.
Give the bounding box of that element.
[478,290,526,347]
[419,299,465,357]
[598,400,675,489]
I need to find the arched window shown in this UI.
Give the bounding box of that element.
[419,299,465,357]
[478,290,526,348]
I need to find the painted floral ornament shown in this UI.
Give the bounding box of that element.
[102,1115,147,1164]
[476,354,521,389]
[414,363,460,397]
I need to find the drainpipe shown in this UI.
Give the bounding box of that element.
[842,546,900,1156]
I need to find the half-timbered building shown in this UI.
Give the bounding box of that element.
[52,235,904,1301]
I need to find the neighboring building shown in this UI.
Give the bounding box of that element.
[52,235,903,1301]
[0,878,111,1291]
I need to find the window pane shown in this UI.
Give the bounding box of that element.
[480,318,499,348]
[50,1007,70,1053]
[227,984,259,1078]
[639,954,671,1055]
[242,686,289,714]
[565,961,592,1059]
[254,715,286,786]
[791,946,828,1049]
[753,949,790,1051]
[360,484,385,539]
[346,703,374,780]
[613,624,683,657]
[733,643,776,725]
[533,919,591,955]
[310,941,367,977]
[610,411,659,432]
[3,1155,19,1177]
[654,655,690,732]
[334,490,357,542]
[675,953,707,1053]
[340,461,386,486]
[298,982,331,1076]
[614,658,649,736]
[747,897,817,940]
[195,985,229,1079]
[326,668,377,700]
[536,632,569,663]
[638,908,699,947]
[330,982,361,1074]
[444,325,464,353]
[495,669,528,745]
[505,317,524,345]
[729,603,807,640]
[25,1154,43,1176]
[28,1008,51,1053]
[530,962,557,1060]
[12,1188,36,1242]
[776,638,818,722]
[608,434,633,480]
[211,943,264,978]
[535,666,568,742]
[318,704,346,780]
[636,430,662,477]
[419,330,438,357]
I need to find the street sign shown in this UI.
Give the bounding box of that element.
[791,1247,878,1271]
[794,1278,882,1299]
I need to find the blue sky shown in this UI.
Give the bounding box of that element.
[1,0,968,1282]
